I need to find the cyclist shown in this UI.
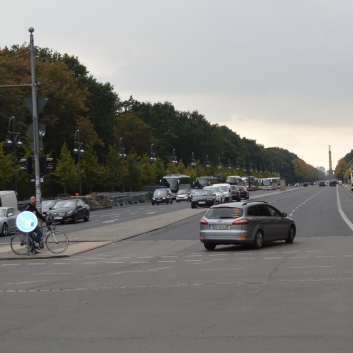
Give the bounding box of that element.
[22,196,48,254]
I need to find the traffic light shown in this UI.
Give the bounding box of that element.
[20,157,33,174]
[40,156,54,174]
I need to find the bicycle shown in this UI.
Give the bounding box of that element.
[10,220,69,255]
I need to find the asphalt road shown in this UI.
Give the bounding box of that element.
[1,185,353,352]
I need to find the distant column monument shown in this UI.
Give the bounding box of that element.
[328,145,334,179]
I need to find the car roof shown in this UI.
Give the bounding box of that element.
[209,201,267,208]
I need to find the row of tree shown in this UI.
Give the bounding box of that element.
[0,44,324,198]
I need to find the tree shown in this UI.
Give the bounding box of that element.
[334,158,347,181]
[0,142,13,189]
[80,145,104,193]
[124,152,141,191]
[53,143,78,194]
[140,154,156,186]
[104,145,123,191]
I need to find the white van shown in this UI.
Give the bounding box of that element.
[213,183,232,202]
[0,191,18,208]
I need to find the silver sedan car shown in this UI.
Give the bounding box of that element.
[200,201,296,250]
[0,207,20,236]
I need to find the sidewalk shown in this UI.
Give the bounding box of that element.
[0,188,296,260]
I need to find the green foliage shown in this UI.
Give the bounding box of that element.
[139,154,156,186]
[0,142,13,189]
[80,145,104,192]
[124,152,141,191]
[104,145,123,191]
[52,143,78,194]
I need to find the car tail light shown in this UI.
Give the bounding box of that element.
[200,218,208,225]
[232,218,250,225]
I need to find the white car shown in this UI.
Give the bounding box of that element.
[294,183,300,187]
[212,183,232,202]
[203,186,225,204]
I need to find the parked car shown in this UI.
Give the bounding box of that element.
[41,200,58,216]
[230,185,241,202]
[176,189,189,202]
[152,188,173,205]
[191,190,216,208]
[238,185,249,199]
[303,182,308,187]
[47,199,90,223]
[213,183,232,202]
[0,207,20,236]
[294,183,300,187]
[199,201,296,250]
[203,186,225,204]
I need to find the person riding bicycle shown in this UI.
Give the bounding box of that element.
[22,196,48,254]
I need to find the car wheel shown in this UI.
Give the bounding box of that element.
[170,199,173,204]
[1,223,8,236]
[191,204,195,209]
[157,203,159,205]
[253,230,264,249]
[204,243,216,251]
[285,226,295,244]
[177,200,179,203]
[72,214,78,223]
[84,212,89,222]
[166,200,169,204]
[246,194,249,200]
[152,202,155,205]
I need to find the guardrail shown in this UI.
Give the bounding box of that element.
[97,191,152,207]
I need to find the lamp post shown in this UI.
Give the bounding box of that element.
[119,138,127,192]
[191,152,196,167]
[150,144,156,163]
[236,160,239,170]
[6,116,22,193]
[172,148,178,165]
[73,130,84,196]
[218,157,221,169]
[228,159,231,170]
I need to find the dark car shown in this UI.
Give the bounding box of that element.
[187,189,197,202]
[152,188,173,205]
[319,181,326,187]
[238,186,249,200]
[200,201,296,250]
[303,182,308,187]
[230,185,241,202]
[41,200,58,216]
[191,190,215,208]
[47,199,90,223]
[329,180,336,186]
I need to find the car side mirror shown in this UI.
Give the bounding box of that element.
[8,213,13,217]
[282,212,287,217]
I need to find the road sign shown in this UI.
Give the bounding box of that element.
[16,211,38,233]
[28,122,46,139]
[24,97,48,115]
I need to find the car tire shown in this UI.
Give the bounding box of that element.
[253,230,264,249]
[152,202,155,205]
[166,200,169,204]
[204,243,216,251]
[285,226,295,244]
[84,212,89,222]
[191,204,195,209]
[177,200,179,203]
[246,195,249,200]
[1,223,8,236]
[72,214,78,223]
[157,203,159,205]
[170,199,173,204]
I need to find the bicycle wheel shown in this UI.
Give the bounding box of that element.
[11,232,30,255]
[45,231,69,254]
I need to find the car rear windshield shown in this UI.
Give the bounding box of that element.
[205,207,243,219]
[154,190,167,196]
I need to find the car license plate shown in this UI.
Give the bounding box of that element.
[54,216,63,220]
[198,201,205,204]
[213,225,228,230]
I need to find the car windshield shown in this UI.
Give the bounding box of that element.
[195,190,213,196]
[205,187,218,193]
[53,200,76,209]
[177,189,188,195]
[42,201,57,208]
[219,186,228,192]
[154,190,167,196]
[205,207,243,219]
[0,209,6,217]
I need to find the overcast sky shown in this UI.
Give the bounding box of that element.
[2,0,353,170]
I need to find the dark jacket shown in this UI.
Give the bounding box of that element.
[22,203,46,222]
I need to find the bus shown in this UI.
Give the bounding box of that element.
[160,174,191,198]
[193,176,220,189]
[225,175,244,186]
[241,176,258,191]
[262,177,279,190]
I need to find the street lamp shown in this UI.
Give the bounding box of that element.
[73,129,84,196]
[119,137,127,192]
[218,157,221,169]
[6,116,22,193]
[150,144,156,163]
[236,160,239,170]
[191,152,196,167]
[172,148,178,165]
[228,159,231,170]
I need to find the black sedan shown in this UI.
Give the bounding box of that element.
[47,199,89,223]
[191,190,215,208]
[238,186,249,199]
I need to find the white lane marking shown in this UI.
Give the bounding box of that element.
[81,262,97,265]
[32,273,74,275]
[336,187,353,232]
[237,258,255,260]
[7,280,47,285]
[138,257,154,259]
[53,263,71,265]
[105,262,124,264]
[289,213,293,216]
[185,260,202,262]
[210,258,228,261]
[158,261,176,263]
[112,257,131,259]
[27,263,46,265]
[87,258,106,260]
[209,254,228,256]
[290,256,308,259]
[146,212,157,214]
[186,255,203,257]
[102,220,115,223]
[161,256,178,258]
[1,264,20,266]
[307,250,324,253]
[290,266,332,268]
[131,261,149,264]
[264,257,282,260]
